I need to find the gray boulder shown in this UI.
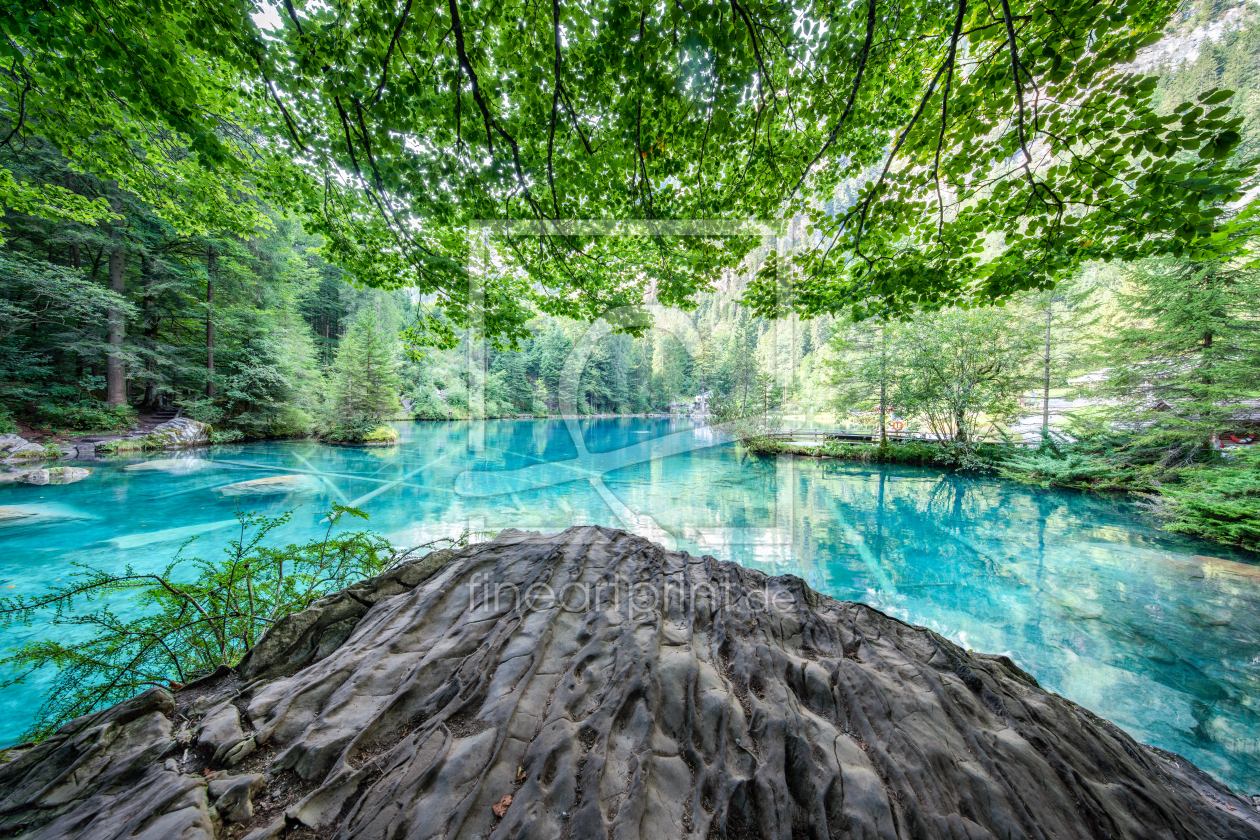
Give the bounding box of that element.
[0,689,211,839]
[16,466,91,486]
[143,417,210,448]
[1,440,75,464]
[207,772,265,822]
[4,442,47,461]
[1,527,1257,840]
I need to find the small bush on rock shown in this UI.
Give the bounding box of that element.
[0,506,476,740]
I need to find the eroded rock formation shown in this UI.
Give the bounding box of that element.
[1,526,1258,840]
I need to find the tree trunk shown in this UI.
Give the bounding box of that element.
[105,245,127,407]
[70,242,81,270]
[1042,302,1052,438]
[142,256,158,410]
[878,324,887,446]
[206,246,216,399]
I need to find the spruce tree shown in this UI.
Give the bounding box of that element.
[1105,258,1260,464]
[328,307,401,433]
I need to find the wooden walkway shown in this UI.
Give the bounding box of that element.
[767,429,926,444]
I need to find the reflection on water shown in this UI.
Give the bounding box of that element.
[0,418,1257,791]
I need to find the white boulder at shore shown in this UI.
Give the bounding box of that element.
[215,475,317,496]
[0,435,71,463]
[141,417,211,448]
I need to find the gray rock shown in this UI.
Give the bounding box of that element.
[208,772,265,822]
[222,736,257,767]
[5,442,47,460]
[0,688,200,837]
[142,417,210,448]
[236,545,458,682]
[2,528,1258,840]
[16,466,91,486]
[196,701,246,764]
[0,433,27,453]
[3,443,77,464]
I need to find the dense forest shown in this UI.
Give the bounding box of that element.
[0,139,831,433]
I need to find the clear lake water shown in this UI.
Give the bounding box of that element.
[0,418,1257,791]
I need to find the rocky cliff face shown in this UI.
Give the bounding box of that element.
[1,526,1257,840]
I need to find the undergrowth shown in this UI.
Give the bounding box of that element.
[749,432,1260,555]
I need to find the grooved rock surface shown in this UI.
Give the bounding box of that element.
[2,526,1258,840]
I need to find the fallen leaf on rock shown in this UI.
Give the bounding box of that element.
[492,794,512,818]
[515,766,525,782]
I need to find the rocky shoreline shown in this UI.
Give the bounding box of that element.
[1,417,211,464]
[1,527,1257,839]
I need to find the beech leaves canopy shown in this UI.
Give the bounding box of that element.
[3,0,1255,335]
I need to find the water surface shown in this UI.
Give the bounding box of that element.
[1,418,1257,791]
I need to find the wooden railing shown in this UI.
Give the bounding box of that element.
[765,429,926,444]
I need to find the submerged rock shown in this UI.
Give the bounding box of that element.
[14,467,91,486]
[123,457,210,474]
[1,527,1257,840]
[215,474,317,496]
[0,504,88,527]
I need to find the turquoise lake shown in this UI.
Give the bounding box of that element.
[1,418,1258,791]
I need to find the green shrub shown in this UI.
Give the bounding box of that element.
[95,438,145,454]
[994,450,1151,492]
[36,402,136,432]
[322,417,386,444]
[210,427,245,444]
[1158,449,1260,552]
[0,506,479,740]
[363,424,399,444]
[180,399,225,427]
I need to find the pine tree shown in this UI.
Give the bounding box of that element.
[828,318,899,442]
[725,311,761,415]
[1104,258,1260,463]
[327,307,401,432]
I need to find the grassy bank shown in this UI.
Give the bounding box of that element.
[746,436,1260,555]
